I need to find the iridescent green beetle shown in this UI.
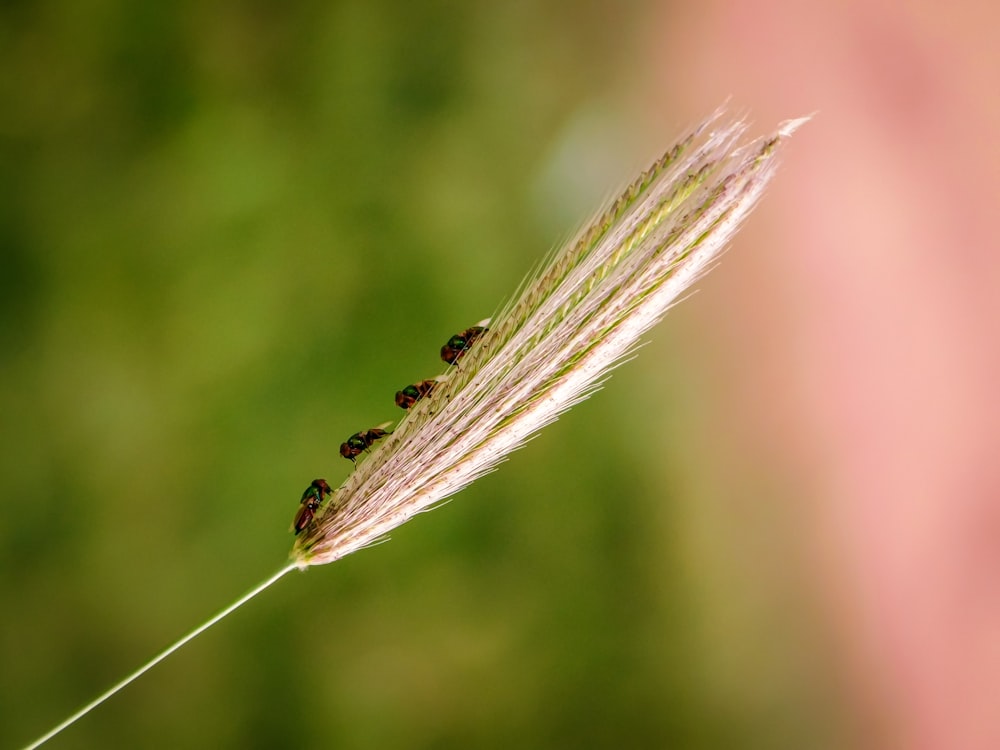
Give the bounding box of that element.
[340,426,391,463]
[293,478,332,535]
[395,379,439,410]
[440,325,489,365]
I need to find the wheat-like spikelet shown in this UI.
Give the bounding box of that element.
[293,109,807,567]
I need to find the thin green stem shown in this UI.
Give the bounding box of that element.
[21,564,298,750]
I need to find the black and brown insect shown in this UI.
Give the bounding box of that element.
[395,379,439,410]
[293,478,332,535]
[440,325,489,365]
[340,425,392,463]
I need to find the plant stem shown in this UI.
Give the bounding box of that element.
[21,564,298,750]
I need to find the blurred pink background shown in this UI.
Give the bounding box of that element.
[649,1,1000,747]
[2,2,996,746]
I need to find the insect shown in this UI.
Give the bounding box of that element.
[395,379,439,410]
[340,425,392,462]
[440,325,489,365]
[293,478,332,535]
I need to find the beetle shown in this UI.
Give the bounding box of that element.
[440,325,489,365]
[293,478,332,535]
[340,426,391,463]
[395,379,439,410]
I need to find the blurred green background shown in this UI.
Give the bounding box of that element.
[1,2,836,748]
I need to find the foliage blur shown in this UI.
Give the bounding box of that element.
[0,2,835,748]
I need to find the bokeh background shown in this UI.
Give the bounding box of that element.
[3,1,998,748]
